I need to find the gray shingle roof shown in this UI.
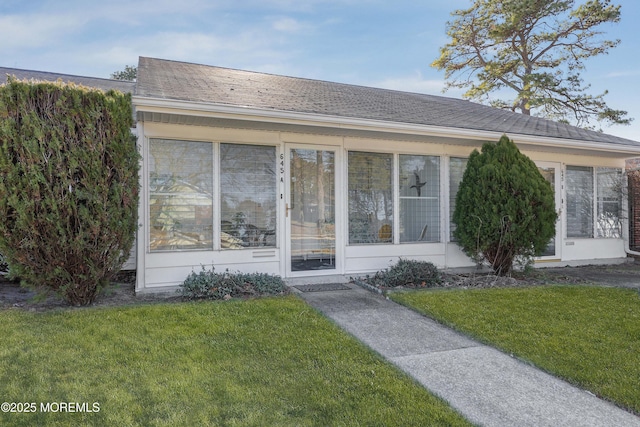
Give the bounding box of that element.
[136,56,639,147]
[0,67,135,94]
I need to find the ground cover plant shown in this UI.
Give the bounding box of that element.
[390,286,640,414]
[358,258,443,289]
[179,266,288,300]
[0,297,471,426]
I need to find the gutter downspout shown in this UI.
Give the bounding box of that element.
[624,232,640,256]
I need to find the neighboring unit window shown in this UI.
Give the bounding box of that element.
[149,139,213,251]
[566,166,594,238]
[220,144,277,249]
[449,157,468,241]
[596,167,622,238]
[348,151,393,244]
[399,155,440,242]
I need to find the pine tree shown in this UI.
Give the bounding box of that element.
[433,0,630,129]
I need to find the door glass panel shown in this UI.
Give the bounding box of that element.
[538,166,556,257]
[566,166,594,238]
[290,149,335,271]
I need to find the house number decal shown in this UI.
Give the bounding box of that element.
[280,153,285,176]
[280,153,285,199]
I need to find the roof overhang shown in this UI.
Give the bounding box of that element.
[133,96,640,159]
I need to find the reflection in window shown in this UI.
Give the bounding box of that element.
[348,151,393,244]
[597,168,622,238]
[538,166,557,256]
[566,166,594,238]
[399,155,440,242]
[290,149,335,270]
[449,157,468,241]
[220,144,276,249]
[149,139,213,251]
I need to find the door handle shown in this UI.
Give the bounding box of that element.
[286,202,295,217]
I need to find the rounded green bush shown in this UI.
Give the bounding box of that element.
[453,135,557,275]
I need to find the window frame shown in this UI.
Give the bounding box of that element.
[565,165,623,239]
[346,150,445,246]
[398,154,441,243]
[148,138,215,252]
[219,143,278,250]
[566,165,594,238]
[595,167,623,238]
[347,150,395,245]
[147,138,279,253]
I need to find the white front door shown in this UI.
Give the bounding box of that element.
[286,146,340,275]
[536,162,562,260]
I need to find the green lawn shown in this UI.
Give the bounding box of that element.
[391,285,640,414]
[0,296,470,426]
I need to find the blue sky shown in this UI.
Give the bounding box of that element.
[2,0,639,140]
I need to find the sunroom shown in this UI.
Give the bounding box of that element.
[133,57,640,293]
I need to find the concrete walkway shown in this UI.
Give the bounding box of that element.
[296,283,640,427]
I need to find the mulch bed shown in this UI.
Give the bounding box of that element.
[2,263,633,311]
[358,268,589,292]
[0,271,179,312]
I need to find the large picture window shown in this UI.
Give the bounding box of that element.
[566,166,622,239]
[566,166,594,238]
[348,151,393,244]
[399,155,440,242]
[220,144,277,249]
[149,139,213,251]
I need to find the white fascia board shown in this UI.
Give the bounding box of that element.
[132,96,640,156]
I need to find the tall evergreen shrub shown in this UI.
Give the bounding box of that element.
[453,136,557,275]
[0,77,139,305]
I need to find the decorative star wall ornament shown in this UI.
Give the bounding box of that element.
[410,172,426,196]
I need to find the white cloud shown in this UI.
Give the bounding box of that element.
[0,13,87,50]
[372,71,448,95]
[77,27,293,78]
[271,17,307,33]
[605,70,640,78]
[87,0,221,25]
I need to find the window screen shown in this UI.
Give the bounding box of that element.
[348,151,393,244]
[149,139,213,251]
[399,155,440,242]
